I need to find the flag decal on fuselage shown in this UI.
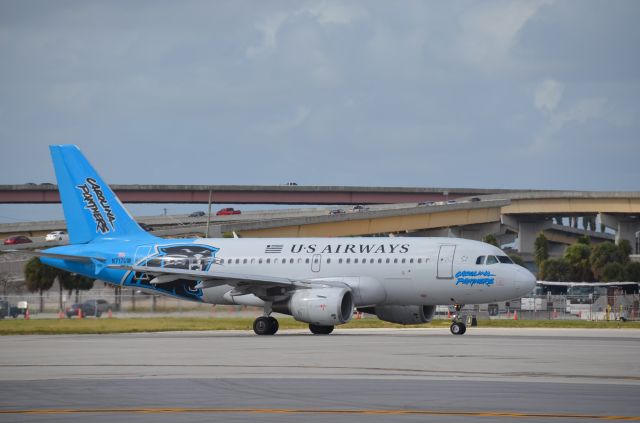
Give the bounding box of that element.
[265,245,283,254]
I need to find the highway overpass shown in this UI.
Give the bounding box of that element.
[2,191,638,256]
[0,184,533,205]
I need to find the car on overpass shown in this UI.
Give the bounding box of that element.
[188,211,205,217]
[3,235,32,245]
[216,208,241,216]
[45,231,68,241]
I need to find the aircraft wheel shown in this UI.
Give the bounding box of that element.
[450,322,466,335]
[309,324,334,335]
[253,316,276,335]
[268,317,279,335]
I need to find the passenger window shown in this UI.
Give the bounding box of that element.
[401,258,406,264]
[417,258,422,264]
[410,258,414,264]
[393,258,398,264]
[305,258,310,264]
[386,258,390,263]
[476,256,485,265]
[378,258,382,264]
[266,258,271,264]
[220,259,224,264]
[273,258,278,264]
[290,258,294,264]
[346,258,351,264]
[235,259,240,264]
[354,258,359,264]
[486,255,498,265]
[370,258,374,264]
[327,258,331,264]
[339,258,343,264]
[243,258,247,264]
[259,258,262,264]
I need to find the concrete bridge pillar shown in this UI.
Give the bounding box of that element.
[503,215,552,254]
[454,222,502,242]
[599,214,640,253]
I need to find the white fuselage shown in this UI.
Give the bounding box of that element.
[191,236,536,307]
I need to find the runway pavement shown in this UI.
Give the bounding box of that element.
[0,327,638,422]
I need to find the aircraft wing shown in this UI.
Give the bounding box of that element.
[108,264,310,290]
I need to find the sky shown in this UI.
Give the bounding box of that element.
[0,0,638,213]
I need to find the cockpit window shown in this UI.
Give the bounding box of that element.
[497,255,513,264]
[485,255,498,265]
[476,256,485,265]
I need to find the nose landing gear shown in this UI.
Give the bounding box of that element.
[450,304,467,335]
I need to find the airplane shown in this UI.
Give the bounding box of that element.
[34,145,536,336]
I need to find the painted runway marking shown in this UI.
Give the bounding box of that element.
[1,364,638,381]
[0,408,638,420]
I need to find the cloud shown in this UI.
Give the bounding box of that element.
[534,79,564,112]
[245,2,364,59]
[550,97,606,131]
[266,105,311,135]
[246,12,289,58]
[458,0,552,70]
[306,1,365,25]
[531,95,607,152]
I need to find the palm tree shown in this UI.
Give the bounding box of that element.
[24,258,56,312]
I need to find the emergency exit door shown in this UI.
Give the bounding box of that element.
[311,254,321,272]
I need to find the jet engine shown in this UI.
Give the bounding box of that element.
[273,287,353,326]
[371,305,436,325]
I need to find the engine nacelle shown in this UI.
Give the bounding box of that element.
[373,305,436,325]
[275,287,353,326]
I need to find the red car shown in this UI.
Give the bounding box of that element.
[3,235,32,245]
[216,208,241,216]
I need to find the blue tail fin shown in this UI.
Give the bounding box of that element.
[50,145,152,244]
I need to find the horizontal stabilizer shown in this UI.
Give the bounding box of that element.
[6,250,106,263]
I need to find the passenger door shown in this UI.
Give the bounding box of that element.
[437,245,456,279]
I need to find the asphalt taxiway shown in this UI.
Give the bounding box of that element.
[0,328,638,422]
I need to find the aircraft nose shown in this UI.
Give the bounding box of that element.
[515,267,537,295]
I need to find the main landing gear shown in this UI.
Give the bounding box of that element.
[251,301,336,336]
[253,316,279,335]
[450,304,467,335]
[253,302,279,335]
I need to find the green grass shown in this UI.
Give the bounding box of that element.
[0,317,638,335]
[477,319,640,329]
